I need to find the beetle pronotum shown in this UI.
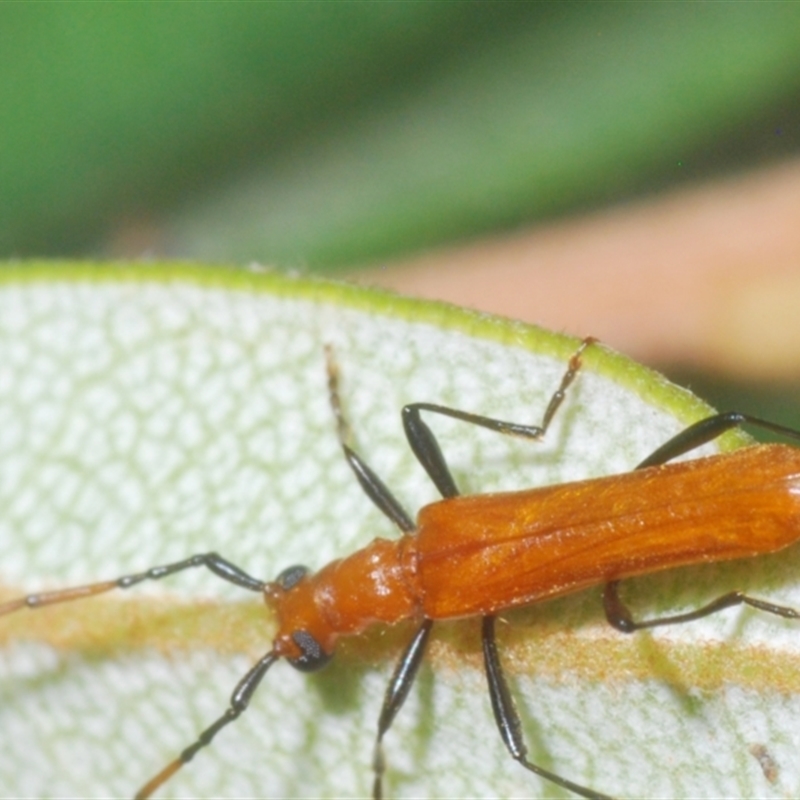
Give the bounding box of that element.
[3,337,800,799]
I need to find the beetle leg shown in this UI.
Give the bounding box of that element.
[372,619,433,800]
[636,411,800,469]
[604,579,800,632]
[481,616,612,800]
[402,338,596,499]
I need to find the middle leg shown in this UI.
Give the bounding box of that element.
[402,338,596,498]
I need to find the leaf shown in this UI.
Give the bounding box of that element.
[1,261,796,800]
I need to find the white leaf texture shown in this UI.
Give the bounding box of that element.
[0,265,797,800]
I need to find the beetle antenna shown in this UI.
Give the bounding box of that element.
[135,650,280,799]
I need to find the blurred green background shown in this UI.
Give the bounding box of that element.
[4,1,800,425]
[3,2,800,267]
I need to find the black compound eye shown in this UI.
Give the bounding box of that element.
[288,630,333,673]
[275,564,309,590]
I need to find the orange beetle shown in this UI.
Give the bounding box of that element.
[3,338,800,800]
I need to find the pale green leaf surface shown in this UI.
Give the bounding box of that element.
[0,263,798,799]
